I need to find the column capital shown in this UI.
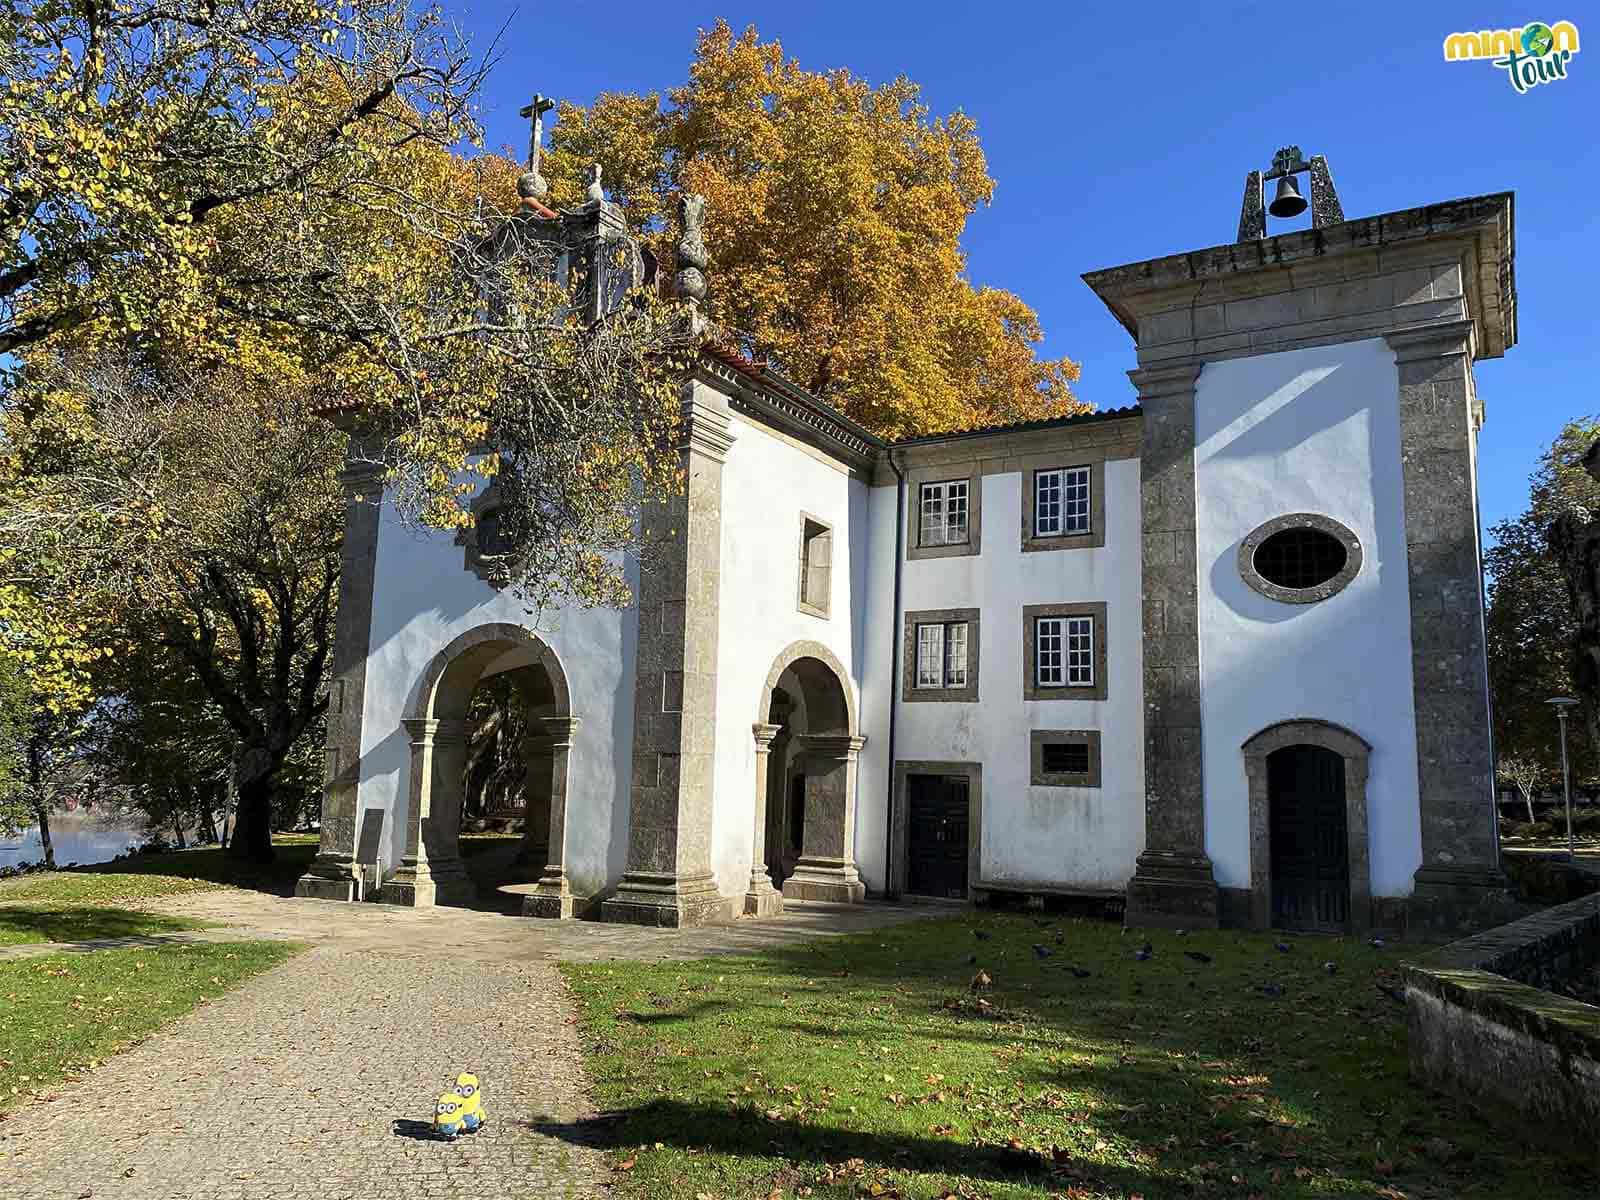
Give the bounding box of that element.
[533,714,581,745]
[798,733,867,760]
[1385,318,1476,363]
[751,722,782,749]
[402,717,469,745]
[680,396,737,461]
[1127,361,1203,400]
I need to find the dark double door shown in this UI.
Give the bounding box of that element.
[906,774,970,899]
[1267,744,1350,932]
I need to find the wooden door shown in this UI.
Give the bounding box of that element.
[906,775,970,899]
[1268,745,1349,931]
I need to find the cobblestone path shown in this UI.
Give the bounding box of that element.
[0,891,931,1199]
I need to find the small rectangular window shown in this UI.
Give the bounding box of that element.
[1035,466,1090,538]
[1065,616,1094,686]
[1041,742,1090,776]
[920,480,969,546]
[915,620,968,689]
[798,517,832,616]
[1036,617,1063,687]
[1035,615,1094,688]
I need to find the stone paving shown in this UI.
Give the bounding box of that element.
[0,891,932,1199]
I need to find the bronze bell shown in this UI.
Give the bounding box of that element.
[1268,173,1308,218]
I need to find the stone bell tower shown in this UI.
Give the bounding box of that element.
[1085,147,1518,936]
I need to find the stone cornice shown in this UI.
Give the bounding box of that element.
[1084,192,1515,361]
[694,351,881,470]
[1385,318,1477,363]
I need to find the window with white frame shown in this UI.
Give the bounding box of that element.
[915,621,969,689]
[919,480,969,546]
[1034,466,1091,537]
[1035,615,1094,688]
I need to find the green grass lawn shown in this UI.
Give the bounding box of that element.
[0,906,210,946]
[0,941,298,1112]
[562,914,1596,1200]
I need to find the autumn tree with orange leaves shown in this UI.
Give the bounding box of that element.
[542,20,1086,437]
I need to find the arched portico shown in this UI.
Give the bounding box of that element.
[381,623,578,914]
[745,641,865,913]
[1242,719,1372,933]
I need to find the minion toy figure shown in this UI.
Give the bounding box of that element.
[453,1072,484,1132]
[433,1092,468,1140]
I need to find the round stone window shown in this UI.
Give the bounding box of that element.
[1238,514,1362,604]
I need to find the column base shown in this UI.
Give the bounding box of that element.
[294,855,359,902]
[1408,863,1527,937]
[600,871,731,928]
[378,858,476,908]
[523,871,576,919]
[781,858,866,904]
[743,874,785,918]
[1124,850,1219,929]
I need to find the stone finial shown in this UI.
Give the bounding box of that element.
[583,163,604,204]
[675,193,708,305]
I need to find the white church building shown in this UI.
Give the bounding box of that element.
[297,147,1520,936]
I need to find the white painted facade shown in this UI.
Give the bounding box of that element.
[1192,338,1422,897]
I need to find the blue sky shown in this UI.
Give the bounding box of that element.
[457,1,1595,538]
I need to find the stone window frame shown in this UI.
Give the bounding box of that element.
[796,511,833,619]
[890,759,982,899]
[1022,458,1107,553]
[1023,602,1108,702]
[1242,719,1372,934]
[454,480,514,587]
[1030,729,1102,788]
[1237,512,1363,605]
[906,467,982,561]
[902,607,980,703]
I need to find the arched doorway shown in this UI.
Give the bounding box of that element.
[746,641,864,913]
[382,623,576,914]
[1242,720,1372,933]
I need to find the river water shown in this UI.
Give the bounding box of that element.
[0,812,153,871]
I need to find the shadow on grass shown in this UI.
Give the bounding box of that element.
[0,906,204,945]
[81,839,319,896]
[532,1099,1161,1193]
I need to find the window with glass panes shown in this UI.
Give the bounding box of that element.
[1034,466,1090,537]
[1035,615,1094,688]
[919,480,969,546]
[915,621,969,689]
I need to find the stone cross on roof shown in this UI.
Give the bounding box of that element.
[517,93,556,200]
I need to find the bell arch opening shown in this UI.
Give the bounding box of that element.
[745,641,865,913]
[382,624,578,915]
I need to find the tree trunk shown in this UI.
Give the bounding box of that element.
[34,800,55,870]
[1522,788,1536,825]
[227,746,279,864]
[171,813,186,849]
[197,801,218,845]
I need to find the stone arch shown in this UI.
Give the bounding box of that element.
[1242,719,1372,933]
[744,641,865,915]
[383,623,579,916]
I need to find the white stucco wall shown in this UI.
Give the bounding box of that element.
[711,414,868,898]
[859,461,1147,894]
[1193,337,1422,898]
[360,496,637,897]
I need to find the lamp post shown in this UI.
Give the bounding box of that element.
[1545,696,1580,864]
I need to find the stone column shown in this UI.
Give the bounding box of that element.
[1386,322,1514,934]
[743,723,785,917]
[297,436,384,901]
[782,733,868,904]
[512,725,555,871]
[1124,361,1220,929]
[381,718,476,907]
[524,715,580,919]
[602,384,736,926]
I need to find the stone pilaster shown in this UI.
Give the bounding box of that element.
[381,718,476,907]
[512,724,554,870]
[1124,362,1220,929]
[743,723,785,917]
[1387,322,1516,935]
[782,733,868,904]
[524,715,581,919]
[297,436,384,901]
[602,385,736,927]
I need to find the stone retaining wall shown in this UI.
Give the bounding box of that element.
[1404,894,1600,1156]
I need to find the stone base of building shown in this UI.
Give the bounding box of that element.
[378,859,476,908]
[1124,850,1220,929]
[294,857,359,903]
[522,876,577,919]
[1408,864,1529,938]
[781,858,866,904]
[743,878,785,917]
[600,871,731,927]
